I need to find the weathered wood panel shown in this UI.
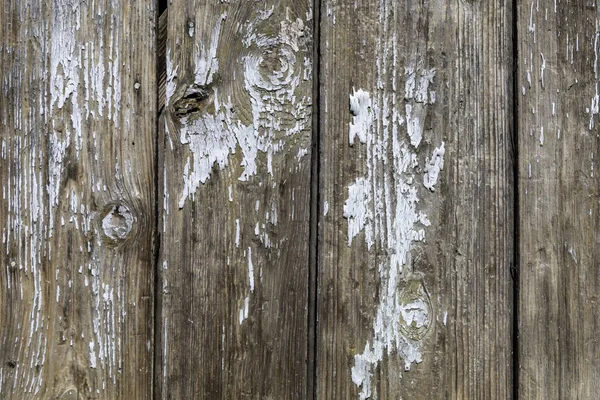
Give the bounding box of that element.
[518,1,600,397]
[317,0,514,398]
[156,0,313,397]
[0,0,156,398]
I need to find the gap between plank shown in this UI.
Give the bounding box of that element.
[153,1,168,399]
[511,0,520,397]
[307,0,322,396]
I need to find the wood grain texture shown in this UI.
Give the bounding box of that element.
[316,0,514,398]
[156,0,312,397]
[518,0,600,398]
[0,0,156,398]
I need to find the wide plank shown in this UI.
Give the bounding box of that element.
[0,0,156,398]
[156,0,313,397]
[518,0,600,397]
[317,0,515,398]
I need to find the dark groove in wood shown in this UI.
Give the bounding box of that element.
[307,0,321,396]
[153,7,167,400]
[511,0,519,397]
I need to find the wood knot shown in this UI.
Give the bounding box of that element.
[6,360,16,368]
[173,84,216,117]
[59,388,78,400]
[100,204,134,243]
[398,276,433,342]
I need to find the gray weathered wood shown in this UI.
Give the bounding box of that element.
[518,1,600,398]
[0,0,156,398]
[317,0,515,398]
[156,0,313,397]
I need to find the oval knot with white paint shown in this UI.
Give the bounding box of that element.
[100,204,134,244]
[398,278,433,341]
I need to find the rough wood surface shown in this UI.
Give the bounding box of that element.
[0,0,156,398]
[316,0,515,398]
[155,0,313,397]
[518,1,600,398]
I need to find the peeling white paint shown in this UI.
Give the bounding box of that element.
[423,142,445,191]
[176,12,311,207]
[346,65,439,398]
[349,88,372,145]
[343,178,373,248]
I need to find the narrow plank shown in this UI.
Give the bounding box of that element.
[156,0,313,397]
[518,1,600,398]
[0,0,156,398]
[317,0,514,398]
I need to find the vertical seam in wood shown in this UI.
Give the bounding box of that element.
[307,0,321,396]
[511,0,520,397]
[153,2,168,399]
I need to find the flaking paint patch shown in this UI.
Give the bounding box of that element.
[343,178,373,248]
[176,11,310,208]
[423,142,445,191]
[345,64,439,397]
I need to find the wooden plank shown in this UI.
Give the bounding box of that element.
[518,1,600,397]
[0,0,156,398]
[156,0,313,397]
[317,0,515,398]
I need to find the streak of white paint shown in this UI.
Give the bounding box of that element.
[239,296,250,324]
[540,53,546,88]
[344,17,439,395]
[323,200,329,216]
[89,341,97,369]
[247,247,255,292]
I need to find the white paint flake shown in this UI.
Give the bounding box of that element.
[349,88,373,145]
[343,178,373,248]
[423,142,445,191]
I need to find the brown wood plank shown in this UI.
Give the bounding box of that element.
[156,0,313,397]
[317,0,515,398]
[0,0,156,398]
[518,1,600,398]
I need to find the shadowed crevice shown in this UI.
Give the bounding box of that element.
[307,0,322,397]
